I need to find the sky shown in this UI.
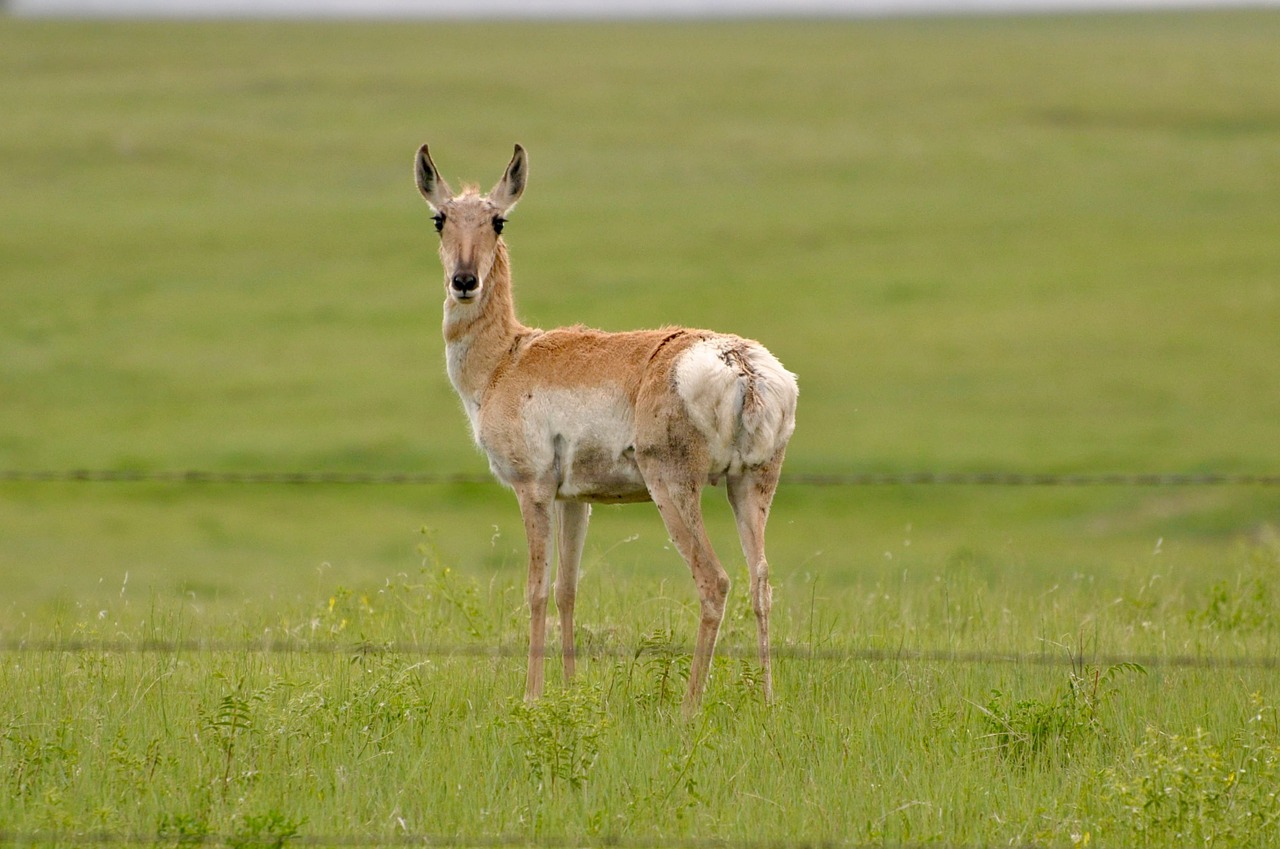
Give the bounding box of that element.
[9,0,1280,17]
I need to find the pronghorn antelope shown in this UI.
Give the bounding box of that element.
[414,144,798,712]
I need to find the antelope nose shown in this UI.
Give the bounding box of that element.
[451,272,478,295]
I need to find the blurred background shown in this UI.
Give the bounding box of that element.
[10,1,1275,16]
[2,0,1278,612]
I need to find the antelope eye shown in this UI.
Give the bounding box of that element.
[492,216,506,235]
[432,213,445,233]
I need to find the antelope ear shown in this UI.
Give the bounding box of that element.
[489,144,527,214]
[414,144,452,209]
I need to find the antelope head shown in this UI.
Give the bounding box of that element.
[415,143,526,305]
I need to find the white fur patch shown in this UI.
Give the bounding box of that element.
[674,337,798,474]
[445,337,484,444]
[519,385,647,501]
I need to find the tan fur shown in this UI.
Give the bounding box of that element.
[414,144,797,713]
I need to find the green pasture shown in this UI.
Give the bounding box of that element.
[3,551,1280,847]
[2,10,1280,847]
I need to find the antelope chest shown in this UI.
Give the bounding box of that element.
[478,383,649,503]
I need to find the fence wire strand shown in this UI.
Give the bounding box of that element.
[2,469,1279,486]
[1,637,1276,670]
[0,826,1264,849]
[0,834,1123,849]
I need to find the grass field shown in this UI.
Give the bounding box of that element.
[2,10,1280,847]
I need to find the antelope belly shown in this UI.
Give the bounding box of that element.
[520,387,649,502]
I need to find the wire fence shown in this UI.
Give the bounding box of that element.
[4,466,1275,669]
[4,469,1273,849]
[4,467,1277,670]
[0,834,1131,849]
[0,836,1238,849]
[0,817,1256,847]
[2,637,1276,671]
[3,469,1279,486]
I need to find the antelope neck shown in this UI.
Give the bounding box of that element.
[443,241,529,404]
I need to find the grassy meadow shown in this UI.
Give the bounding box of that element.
[2,10,1280,847]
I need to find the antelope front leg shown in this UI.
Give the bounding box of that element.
[555,501,591,682]
[514,483,555,701]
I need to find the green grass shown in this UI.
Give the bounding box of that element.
[3,543,1280,845]
[2,10,1280,846]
